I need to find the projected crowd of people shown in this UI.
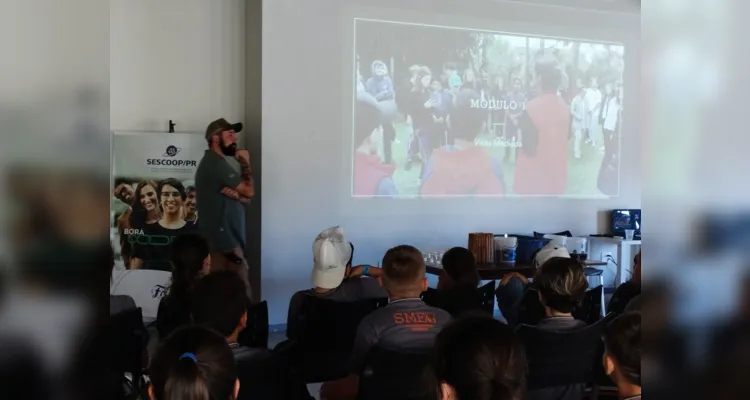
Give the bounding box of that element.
[351,19,625,198]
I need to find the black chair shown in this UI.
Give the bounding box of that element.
[518,315,612,391]
[238,300,269,349]
[517,288,546,326]
[357,346,433,400]
[234,347,312,400]
[275,296,388,383]
[110,307,147,399]
[421,281,496,316]
[573,285,604,325]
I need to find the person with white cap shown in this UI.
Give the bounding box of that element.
[495,242,572,326]
[286,226,387,339]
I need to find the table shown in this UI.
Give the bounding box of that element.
[425,260,608,280]
[587,236,641,287]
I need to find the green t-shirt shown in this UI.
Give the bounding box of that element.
[194,150,247,252]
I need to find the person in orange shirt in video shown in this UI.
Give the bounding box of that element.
[420,89,505,196]
[512,55,571,195]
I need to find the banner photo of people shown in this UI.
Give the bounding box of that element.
[351,18,625,198]
[111,131,206,272]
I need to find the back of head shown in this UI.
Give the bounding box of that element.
[449,89,485,142]
[169,234,210,301]
[604,312,641,387]
[381,245,426,297]
[535,257,588,313]
[312,226,353,289]
[440,247,479,290]
[432,315,526,400]
[191,271,248,337]
[149,325,237,400]
[534,54,561,93]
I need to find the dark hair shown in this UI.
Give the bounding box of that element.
[186,185,196,194]
[431,315,526,400]
[191,271,248,337]
[534,55,561,93]
[158,178,187,201]
[354,93,382,147]
[149,325,237,400]
[381,245,425,294]
[168,234,209,305]
[449,89,485,142]
[535,257,588,313]
[604,312,641,386]
[130,180,159,225]
[441,247,480,290]
[114,177,133,187]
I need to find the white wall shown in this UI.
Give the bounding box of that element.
[110,0,246,133]
[262,0,641,324]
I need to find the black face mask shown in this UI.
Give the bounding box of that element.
[220,141,237,157]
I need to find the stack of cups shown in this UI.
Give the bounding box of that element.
[494,234,518,264]
[468,233,494,264]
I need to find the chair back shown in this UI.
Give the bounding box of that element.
[573,285,603,324]
[234,348,311,400]
[421,281,495,316]
[518,316,610,389]
[284,296,387,382]
[357,346,433,400]
[238,300,269,349]
[517,288,546,326]
[110,307,146,397]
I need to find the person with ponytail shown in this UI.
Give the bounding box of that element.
[603,312,641,400]
[156,233,211,339]
[148,325,239,400]
[430,314,526,400]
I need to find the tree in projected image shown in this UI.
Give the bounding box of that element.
[353,20,625,198]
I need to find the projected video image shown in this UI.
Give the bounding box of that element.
[351,19,625,198]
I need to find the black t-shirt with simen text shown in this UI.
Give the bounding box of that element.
[348,298,451,373]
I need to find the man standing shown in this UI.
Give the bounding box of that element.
[195,118,254,298]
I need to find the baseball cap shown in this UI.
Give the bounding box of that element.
[533,242,571,269]
[312,226,353,289]
[205,118,243,140]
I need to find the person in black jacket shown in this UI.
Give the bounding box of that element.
[155,233,210,339]
[192,271,311,399]
[607,251,641,315]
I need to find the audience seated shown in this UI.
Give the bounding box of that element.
[422,247,494,316]
[532,256,588,331]
[523,255,589,400]
[156,233,211,339]
[436,247,480,291]
[287,226,387,339]
[192,271,309,399]
[148,325,238,400]
[496,243,570,325]
[430,314,526,400]
[321,245,452,400]
[602,312,641,399]
[607,251,641,315]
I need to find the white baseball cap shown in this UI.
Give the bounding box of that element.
[533,242,571,269]
[312,226,353,289]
